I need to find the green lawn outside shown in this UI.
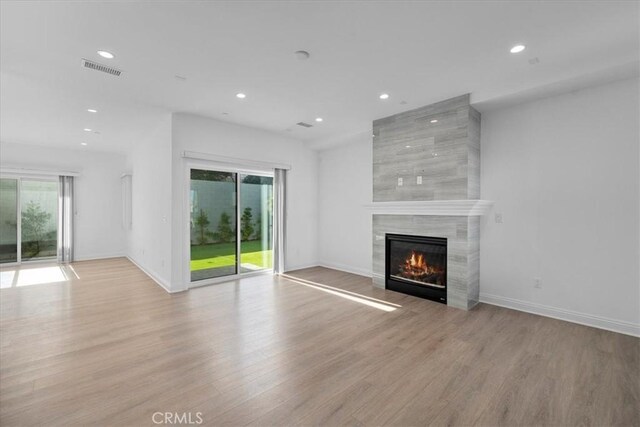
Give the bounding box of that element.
[190,240,272,271]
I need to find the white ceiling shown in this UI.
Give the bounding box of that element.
[1,1,638,153]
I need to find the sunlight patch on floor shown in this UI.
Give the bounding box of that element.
[0,271,16,289]
[0,266,68,288]
[281,274,400,312]
[67,265,81,279]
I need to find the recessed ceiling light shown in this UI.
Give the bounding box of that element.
[315,117,323,122]
[81,142,88,146]
[430,119,438,123]
[87,109,97,113]
[405,145,411,148]
[379,93,390,100]
[510,44,526,53]
[97,50,115,59]
[236,93,246,99]
[83,128,92,132]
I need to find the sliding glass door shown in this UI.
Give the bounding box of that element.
[0,177,58,264]
[239,174,273,273]
[190,170,237,281]
[21,180,58,261]
[189,168,273,283]
[0,179,18,263]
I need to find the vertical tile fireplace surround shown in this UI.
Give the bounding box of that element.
[369,94,492,310]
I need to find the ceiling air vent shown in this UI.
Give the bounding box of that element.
[296,122,313,128]
[81,58,122,77]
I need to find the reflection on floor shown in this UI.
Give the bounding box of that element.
[281,273,401,312]
[190,263,268,282]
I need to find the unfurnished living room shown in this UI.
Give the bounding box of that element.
[0,1,638,426]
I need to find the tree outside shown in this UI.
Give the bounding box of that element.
[241,207,254,241]
[214,212,235,243]
[194,209,214,245]
[21,201,54,257]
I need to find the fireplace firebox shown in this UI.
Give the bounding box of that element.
[385,234,447,304]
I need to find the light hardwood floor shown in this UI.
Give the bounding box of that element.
[0,258,638,426]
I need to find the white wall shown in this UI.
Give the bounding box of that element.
[125,115,173,290]
[480,77,640,335]
[317,132,372,276]
[0,142,127,260]
[171,113,319,290]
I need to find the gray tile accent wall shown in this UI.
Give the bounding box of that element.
[467,106,481,199]
[467,216,480,307]
[372,94,481,201]
[371,95,482,310]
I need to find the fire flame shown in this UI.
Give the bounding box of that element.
[395,250,445,287]
[403,251,440,275]
[407,251,426,270]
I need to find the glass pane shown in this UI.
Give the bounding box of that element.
[190,169,237,281]
[0,179,18,263]
[240,174,273,273]
[21,180,58,261]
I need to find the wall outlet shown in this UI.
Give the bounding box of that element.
[494,213,503,223]
[534,277,542,289]
[397,177,403,186]
[416,176,422,185]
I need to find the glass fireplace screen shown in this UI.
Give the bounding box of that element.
[388,238,446,289]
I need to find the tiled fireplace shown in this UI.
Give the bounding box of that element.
[373,213,481,310]
[369,94,491,310]
[386,233,448,304]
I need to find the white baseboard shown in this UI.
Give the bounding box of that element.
[480,293,640,337]
[74,252,126,262]
[318,260,372,278]
[285,262,320,272]
[125,256,177,294]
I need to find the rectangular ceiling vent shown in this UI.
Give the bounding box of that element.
[81,58,122,77]
[296,122,313,128]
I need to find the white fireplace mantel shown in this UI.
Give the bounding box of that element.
[364,200,494,216]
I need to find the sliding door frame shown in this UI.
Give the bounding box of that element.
[184,160,274,289]
[0,174,59,265]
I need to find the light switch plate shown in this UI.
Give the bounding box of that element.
[417,176,422,185]
[495,213,503,223]
[397,177,403,186]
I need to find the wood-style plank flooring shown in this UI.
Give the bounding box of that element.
[0,258,638,426]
